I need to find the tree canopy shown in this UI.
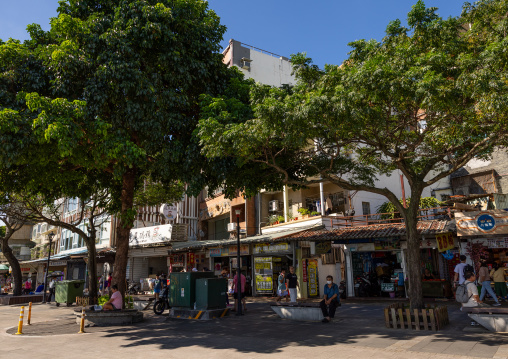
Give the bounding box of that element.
[198,1,508,308]
[0,0,231,297]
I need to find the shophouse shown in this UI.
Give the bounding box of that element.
[0,223,34,284]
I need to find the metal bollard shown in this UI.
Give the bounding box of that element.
[15,306,24,335]
[78,308,86,334]
[28,302,32,325]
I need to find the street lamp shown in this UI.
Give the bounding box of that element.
[42,232,55,304]
[235,209,242,316]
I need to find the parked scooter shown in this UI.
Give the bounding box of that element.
[153,285,170,315]
[339,280,347,299]
[127,280,140,295]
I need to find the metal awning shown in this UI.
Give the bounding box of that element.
[167,226,318,253]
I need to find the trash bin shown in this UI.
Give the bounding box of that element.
[55,280,85,307]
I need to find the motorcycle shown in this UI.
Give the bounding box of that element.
[356,273,380,297]
[153,285,170,315]
[339,280,347,299]
[127,280,140,295]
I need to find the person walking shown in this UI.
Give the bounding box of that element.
[491,262,508,301]
[47,277,56,303]
[454,255,468,285]
[220,268,231,307]
[232,270,246,312]
[276,269,289,302]
[286,266,299,303]
[479,261,501,306]
[320,275,340,323]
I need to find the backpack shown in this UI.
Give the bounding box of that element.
[463,264,475,277]
[456,282,473,303]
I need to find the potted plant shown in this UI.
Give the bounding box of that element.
[277,215,285,224]
[310,211,320,217]
[286,211,294,222]
[297,208,310,219]
[268,215,278,226]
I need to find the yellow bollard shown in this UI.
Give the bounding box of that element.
[15,306,24,335]
[28,302,32,325]
[78,308,86,334]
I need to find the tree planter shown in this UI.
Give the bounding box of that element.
[384,303,449,331]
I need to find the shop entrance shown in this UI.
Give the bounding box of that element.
[351,251,404,297]
[254,256,291,297]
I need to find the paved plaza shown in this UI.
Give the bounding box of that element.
[2,299,508,359]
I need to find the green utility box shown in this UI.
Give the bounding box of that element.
[195,278,227,310]
[169,272,215,308]
[55,280,85,307]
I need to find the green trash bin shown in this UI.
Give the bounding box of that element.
[55,280,85,307]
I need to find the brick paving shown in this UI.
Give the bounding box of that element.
[1,299,508,358]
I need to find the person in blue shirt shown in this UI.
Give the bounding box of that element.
[153,275,162,301]
[320,275,340,323]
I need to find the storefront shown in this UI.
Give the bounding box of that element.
[206,244,252,295]
[252,242,293,296]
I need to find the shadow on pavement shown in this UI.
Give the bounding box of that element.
[95,302,508,355]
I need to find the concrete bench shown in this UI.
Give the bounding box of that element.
[463,307,508,333]
[0,295,43,305]
[74,308,143,327]
[270,302,327,322]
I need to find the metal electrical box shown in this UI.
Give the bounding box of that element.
[169,272,215,308]
[195,278,228,310]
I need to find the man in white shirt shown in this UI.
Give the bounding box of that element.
[47,278,56,303]
[454,255,468,285]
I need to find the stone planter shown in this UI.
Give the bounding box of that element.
[74,309,143,326]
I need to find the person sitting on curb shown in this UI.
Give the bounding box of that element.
[103,284,122,311]
[320,275,340,323]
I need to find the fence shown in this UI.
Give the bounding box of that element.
[384,303,449,331]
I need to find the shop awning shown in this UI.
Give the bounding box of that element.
[281,220,455,243]
[0,264,9,270]
[167,226,318,253]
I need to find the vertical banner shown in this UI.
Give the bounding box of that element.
[188,252,195,268]
[254,257,273,293]
[307,259,318,297]
[302,260,308,283]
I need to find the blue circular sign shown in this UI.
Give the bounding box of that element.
[477,214,496,232]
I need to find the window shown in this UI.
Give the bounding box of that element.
[66,198,79,213]
[362,202,371,216]
[214,217,230,240]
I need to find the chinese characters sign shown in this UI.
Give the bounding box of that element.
[129,224,174,246]
[456,210,508,236]
[307,259,318,297]
[253,242,290,255]
[435,232,455,252]
[254,257,273,293]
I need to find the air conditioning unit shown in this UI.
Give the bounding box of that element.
[227,222,237,232]
[268,200,280,212]
[241,57,252,70]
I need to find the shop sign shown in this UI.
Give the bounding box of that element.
[129,224,174,246]
[209,248,225,257]
[170,254,185,267]
[160,203,178,222]
[435,232,455,252]
[315,241,331,255]
[486,238,508,248]
[254,257,273,293]
[302,260,307,282]
[188,252,195,267]
[229,245,249,256]
[456,210,508,236]
[307,259,319,297]
[253,242,290,255]
[50,261,67,266]
[374,239,400,250]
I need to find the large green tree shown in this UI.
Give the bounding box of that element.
[198,1,508,308]
[0,0,229,299]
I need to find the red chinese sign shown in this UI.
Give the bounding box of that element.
[187,252,195,267]
[302,260,307,283]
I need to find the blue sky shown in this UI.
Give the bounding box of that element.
[1,0,466,68]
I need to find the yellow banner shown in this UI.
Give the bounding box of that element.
[435,232,454,252]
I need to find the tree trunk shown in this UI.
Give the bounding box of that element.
[403,188,425,310]
[113,169,136,307]
[85,238,98,304]
[0,238,22,296]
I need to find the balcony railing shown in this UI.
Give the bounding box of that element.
[328,206,452,229]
